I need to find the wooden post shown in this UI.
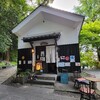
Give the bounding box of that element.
[54,38,58,74]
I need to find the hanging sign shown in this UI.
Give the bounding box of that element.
[60,56,65,60]
[75,62,80,66]
[58,62,65,67]
[40,42,48,46]
[19,61,21,65]
[70,55,75,62]
[66,56,69,61]
[41,51,45,57]
[28,60,32,64]
[65,62,70,66]
[40,57,45,61]
[23,60,26,64]
[22,56,25,60]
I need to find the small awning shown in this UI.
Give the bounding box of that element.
[23,33,61,42]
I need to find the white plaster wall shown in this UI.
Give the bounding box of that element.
[18,20,80,49]
[18,37,31,49]
[33,39,55,47]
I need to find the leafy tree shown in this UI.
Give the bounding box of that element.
[80,50,96,68]
[74,0,100,22]
[0,0,54,61]
[74,0,100,68]
[0,0,34,61]
[80,21,100,61]
[29,0,54,6]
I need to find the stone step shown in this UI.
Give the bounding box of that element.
[27,74,57,85]
[35,74,57,81]
[29,79,55,85]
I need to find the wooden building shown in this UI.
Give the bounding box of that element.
[12,5,84,74]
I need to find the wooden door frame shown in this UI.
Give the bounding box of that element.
[35,44,57,73]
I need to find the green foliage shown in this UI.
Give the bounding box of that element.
[10,61,17,66]
[17,68,31,77]
[74,0,100,64]
[94,61,100,69]
[10,50,18,61]
[0,62,6,67]
[80,21,100,47]
[0,61,17,67]
[0,0,53,61]
[80,51,96,67]
[18,72,28,77]
[0,33,12,52]
[36,0,45,5]
[30,0,54,6]
[80,20,100,62]
[0,0,34,60]
[74,0,100,22]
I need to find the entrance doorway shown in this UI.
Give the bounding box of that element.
[35,45,56,74]
[47,63,57,74]
[36,46,47,73]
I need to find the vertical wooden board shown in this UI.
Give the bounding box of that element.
[58,43,81,72]
[18,48,32,71]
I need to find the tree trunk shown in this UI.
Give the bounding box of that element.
[6,49,10,61]
[97,46,100,61]
[2,53,5,60]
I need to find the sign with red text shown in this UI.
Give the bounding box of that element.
[66,56,69,61]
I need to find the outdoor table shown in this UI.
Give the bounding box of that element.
[84,77,100,100]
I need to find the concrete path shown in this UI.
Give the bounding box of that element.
[0,84,80,100]
[0,67,80,100]
[0,66,17,84]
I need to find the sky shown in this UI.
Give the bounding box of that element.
[50,0,80,12]
[27,0,80,12]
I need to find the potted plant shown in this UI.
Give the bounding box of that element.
[15,69,31,84]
